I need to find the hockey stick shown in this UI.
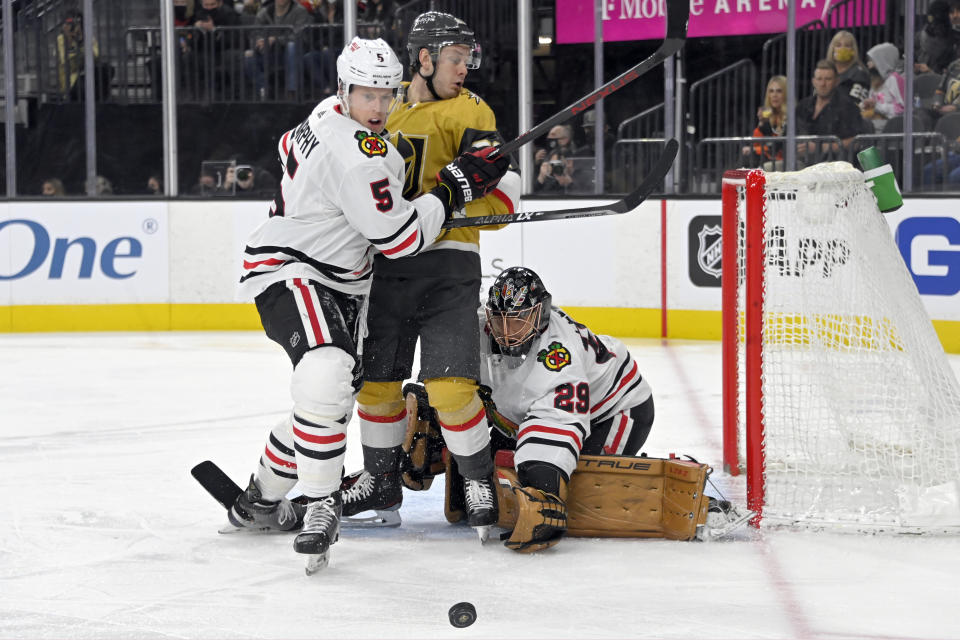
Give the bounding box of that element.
[443,138,677,229]
[191,460,243,510]
[494,0,688,159]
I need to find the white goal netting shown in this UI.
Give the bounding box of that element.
[733,162,960,532]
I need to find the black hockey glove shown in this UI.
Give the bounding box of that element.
[430,146,510,219]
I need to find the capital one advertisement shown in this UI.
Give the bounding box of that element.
[556,0,884,44]
[0,202,169,305]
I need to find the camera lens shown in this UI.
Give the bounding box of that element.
[237,168,252,180]
[551,161,564,176]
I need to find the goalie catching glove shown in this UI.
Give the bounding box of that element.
[430,146,510,219]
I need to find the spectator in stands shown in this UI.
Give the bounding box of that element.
[41,178,66,197]
[580,109,615,169]
[536,150,576,193]
[190,165,221,195]
[304,0,343,96]
[146,174,163,196]
[932,58,960,116]
[826,30,870,104]
[916,0,960,75]
[222,163,277,197]
[796,60,866,163]
[244,0,312,100]
[95,176,114,196]
[534,124,580,186]
[742,75,787,170]
[184,0,242,99]
[175,0,195,25]
[360,0,396,47]
[55,9,114,102]
[236,0,261,24]
[148,0,195,100]
[860,43,906,133]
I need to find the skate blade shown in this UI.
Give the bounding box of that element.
[696,509,756,541]
[341,508,402,528]
[304,551,331,575]
[473,525,491,544]
[218,521,295,535]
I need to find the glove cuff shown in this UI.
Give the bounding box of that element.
[429,183,455,219]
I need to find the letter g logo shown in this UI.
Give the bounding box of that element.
[896,217,960,296]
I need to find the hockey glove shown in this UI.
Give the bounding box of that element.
[399,383,447,491]
[502,486,568,553]
[431,146,510,219]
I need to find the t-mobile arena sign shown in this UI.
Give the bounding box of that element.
[556,0,884,43]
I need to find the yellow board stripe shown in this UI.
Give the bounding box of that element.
[2,304,959,353]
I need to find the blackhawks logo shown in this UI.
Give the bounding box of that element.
[537,341,571,372]
[355,130,388,157]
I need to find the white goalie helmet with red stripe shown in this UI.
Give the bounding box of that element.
[485,267,553,357]
[336,37,403,117]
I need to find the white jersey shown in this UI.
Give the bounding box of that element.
[480,307,652,471]
[237,97,446,299]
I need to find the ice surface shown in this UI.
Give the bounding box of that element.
[1,332,957,639]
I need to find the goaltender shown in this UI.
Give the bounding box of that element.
[401,267,750,551]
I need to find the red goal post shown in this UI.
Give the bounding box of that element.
[720,163,960,533]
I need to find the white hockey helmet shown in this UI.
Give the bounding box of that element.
[337,37,403,116]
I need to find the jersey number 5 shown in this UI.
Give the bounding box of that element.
[554,382,589,413]
[369,178,393,212]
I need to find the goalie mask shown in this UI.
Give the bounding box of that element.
[485,267,552,357]
[406,11,481,102]
[336,37,403,118]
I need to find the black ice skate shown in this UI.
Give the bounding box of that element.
[696,496,755,541]
[340,469,402,528]
[463,474,499,543]
[224,475,304,534]
[294,492,342,575]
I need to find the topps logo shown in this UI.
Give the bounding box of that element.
[580,459,651,471]
[446,162,473,203]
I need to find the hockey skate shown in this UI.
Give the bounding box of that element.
[294,492,342,575]
[463,474,499,543]
[696,497,755,541]
[340,469,402,528]
[223,475,305,534]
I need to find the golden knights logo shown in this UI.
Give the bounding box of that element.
[537,341,571,372]
[355,130,388,158]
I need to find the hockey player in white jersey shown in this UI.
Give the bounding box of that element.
[462,266,655,550]
[225,36,510,574]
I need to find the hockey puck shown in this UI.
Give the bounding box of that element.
[448,602,477,628]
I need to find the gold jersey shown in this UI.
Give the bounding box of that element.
[387,84,514,248]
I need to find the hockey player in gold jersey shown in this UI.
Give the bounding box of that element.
[342,11,521,540]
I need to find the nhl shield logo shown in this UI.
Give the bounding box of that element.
[696,224,723,278]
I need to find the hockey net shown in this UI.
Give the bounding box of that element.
[721,162,960,533]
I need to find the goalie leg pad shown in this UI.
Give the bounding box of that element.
[400,383,446,490]
[494,452,711,540]
[503,484,568,553]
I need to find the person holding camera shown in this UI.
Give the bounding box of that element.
[534,124,583,192]
[222,163,278,197]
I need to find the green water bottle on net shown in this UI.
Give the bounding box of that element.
[856,146,903,213]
